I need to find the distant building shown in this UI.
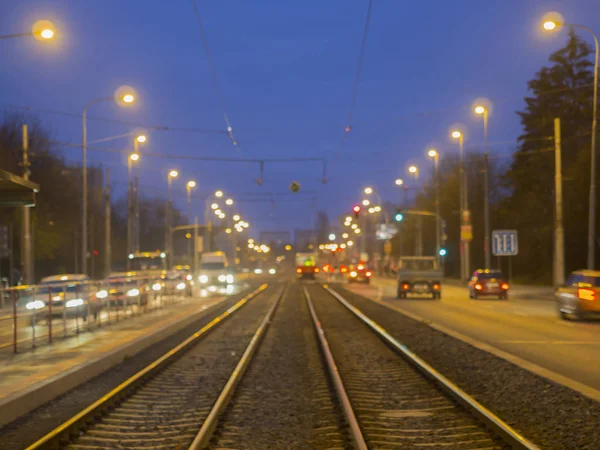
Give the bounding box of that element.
[259,231,291,252]
[294,229,315,252]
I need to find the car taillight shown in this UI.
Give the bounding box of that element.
[474,284,483,290]
[341,267,348,273]
[433,283,440,290]
[501,283,510,290]
[296,268,302,274]
[365,271,372,277]
[402,283,410,290]
[578,288,596,301]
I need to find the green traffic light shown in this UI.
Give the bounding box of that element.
[395,213,404,222]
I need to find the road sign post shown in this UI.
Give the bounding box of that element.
[492,230,518,256]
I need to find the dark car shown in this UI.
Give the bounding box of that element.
[468,269,510,299]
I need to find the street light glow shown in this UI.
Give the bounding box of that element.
[368,207,375,214]
[40,29,54,39]
[395,178,404,186]
[451,130,462,139]
[169,170,178,178]
[225,228,232,234]
[215,190,223,198]
[354,228,361,234]
[342,233,349,239]
[211,203,219,210]
[374,206,381,212]
[362,199,370,206]
[187,180,196,188]
[123,94,135,104]
[225,198,234,206]
[543,21,557,30]
[474,105,485,115]
[351,223,358,229]
[345,216,352,222]
[428,149,438,158]
[408,165,418,174]
[215,209,222,215]
[233,214,240,221]
[129,153,139,161]
[364,187,373,195]
[136,135,147,143]
[329,233,336,241]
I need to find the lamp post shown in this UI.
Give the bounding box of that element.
[133,135,146,254]
[475,105,491,268]
[544,14,599,269]
[428,149,441,261]
[1,20,56,41]
[127,153,140,269]
[452,130,469,279]
[186,180,196,264]
[166,170,178,267]
[82,90,135,274]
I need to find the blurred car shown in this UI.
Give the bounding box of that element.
[468,269,509,299]
[347,263,372,284]
[555,270,600,321]
[24,274,93,320]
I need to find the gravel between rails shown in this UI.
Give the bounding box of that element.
[0,283,264,450]
[62,284,280,449]
[333,284,600,450]
[309,285,509,450]
[209,282,351,449]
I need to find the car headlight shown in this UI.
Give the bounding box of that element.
[254,269,263,274]
[218,274,227,283]
[52,295,62,301]
[152,283,162,291]
[268,269,276,275]
[226,274,234,284]
[176,282,186,290]
[199,275,209,284]
[26,300,45,310]
[350,271,357,277]
[127,289,140,297]
[186,274,192,281]
[66,299,84,308]
[96,290,108,299]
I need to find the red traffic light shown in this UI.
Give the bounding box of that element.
[353,205,361,213]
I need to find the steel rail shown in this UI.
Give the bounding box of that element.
[304,287,368,450]
[325,285,541,450]
[25,283,269,450]
[188,284,287,449]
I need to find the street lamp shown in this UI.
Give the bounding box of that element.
[225,198,234,206]
[364,187,373,195]
[81,87,136,274]
[165,169,179,266]
[408,165,419,178]
[233,214,241,222]
[215,190,224,198]
[362,199,370,206]
[130,134,147,259]
[452,129,469,279]
[428,148,441,262]
[1,20,56,41]
[474,104,491,268]
[543,13,599,269]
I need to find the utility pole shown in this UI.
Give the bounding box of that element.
[554,118,565,286]
[134,172,140,252]
[21,125,33,285]
[482,108,491,269]
[416,216,423,256]
[127,158,133,270]
[193,217,199,274]
[104,168,111,278]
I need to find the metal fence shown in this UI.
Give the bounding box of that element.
[0,274,192,354]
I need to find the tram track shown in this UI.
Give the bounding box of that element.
[305,284,540,450]
[24,283,281,450]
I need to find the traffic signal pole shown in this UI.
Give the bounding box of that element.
[21,125,33,285]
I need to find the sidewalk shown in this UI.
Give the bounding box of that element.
[0,293,226,427]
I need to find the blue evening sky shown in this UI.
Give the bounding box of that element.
[1,1,598,236]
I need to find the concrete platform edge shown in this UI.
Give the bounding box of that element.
[0,301,222,427]
[350,288,600,403]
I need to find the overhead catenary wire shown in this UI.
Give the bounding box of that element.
[189,0,238,147]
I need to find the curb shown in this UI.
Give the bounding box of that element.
[0,299,224,427]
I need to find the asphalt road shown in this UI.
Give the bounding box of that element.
[343,276,600,392]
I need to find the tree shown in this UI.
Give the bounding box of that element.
[502,29,595,280]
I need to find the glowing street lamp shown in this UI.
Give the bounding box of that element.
[211,203,219,210]
[129,153,139,162]
[452,128,468,279]
[362,199,370,206]
[395,178,404,186]
[215,190,224,198]
[364,187,373,195]
[474,103,491,269]
[225,198,234,206]
[1,19,56,41]
[233,214,241,221]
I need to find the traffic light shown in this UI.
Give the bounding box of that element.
[353,205,361,219]
[394,208,404,222]
[438,248,447,256]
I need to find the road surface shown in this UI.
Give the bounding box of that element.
[343,276,600,392]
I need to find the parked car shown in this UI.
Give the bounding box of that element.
[468,269,510,300]
[555,270,600,320]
